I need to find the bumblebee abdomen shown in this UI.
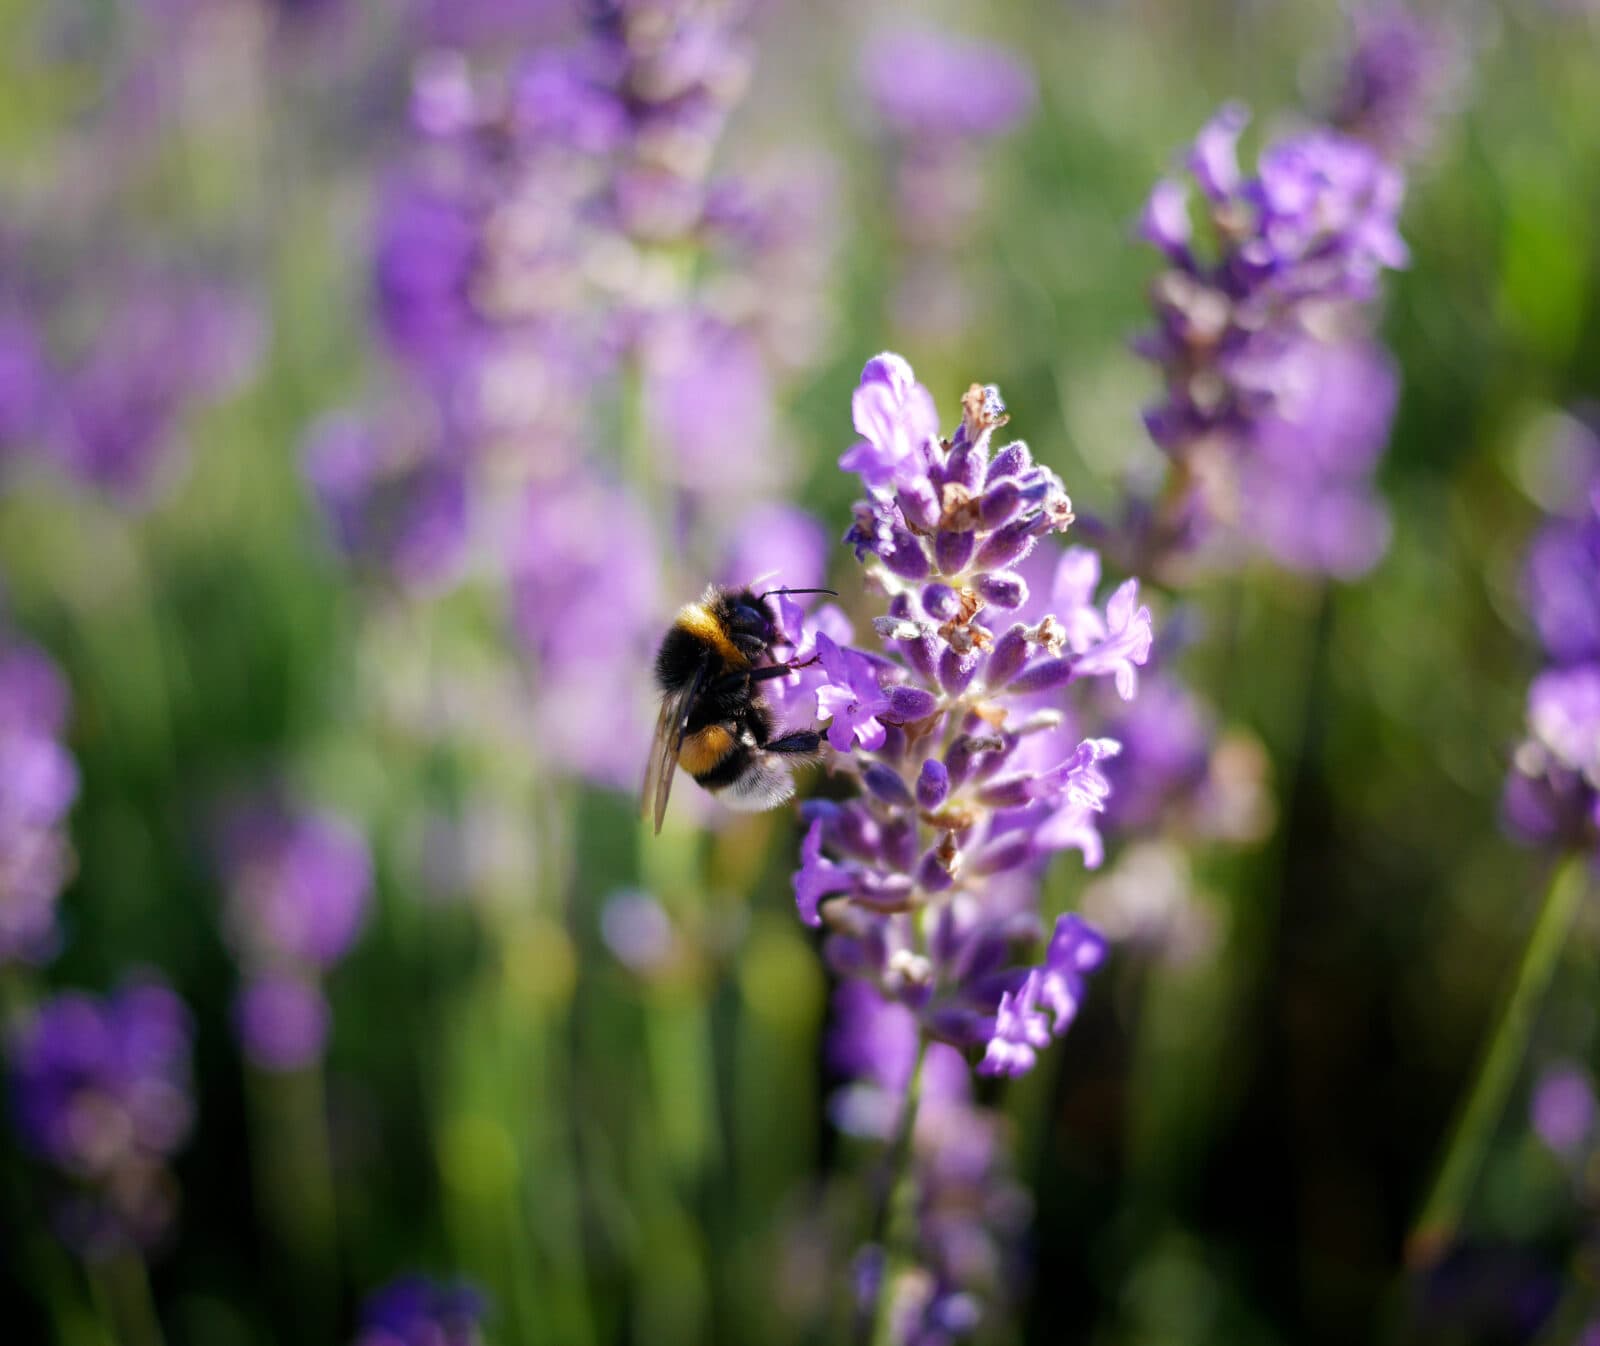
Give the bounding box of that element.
[678,724,738,778]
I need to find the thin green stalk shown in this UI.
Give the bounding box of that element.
[1407,854,1592,1267]
[245,1058,340,1336]
[868,1035,929,1346]
[88,1250,165,1346]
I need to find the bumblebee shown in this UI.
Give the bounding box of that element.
[641,584,831,833]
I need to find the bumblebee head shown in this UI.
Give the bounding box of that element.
[724,588,777,659]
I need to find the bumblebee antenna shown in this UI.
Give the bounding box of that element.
[756,586,838,602]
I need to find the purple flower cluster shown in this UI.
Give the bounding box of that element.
[1503,438,1600,857]
[218,802,373,1071]
[315,5,839,801]
[353,1275,488,1346]
[860,26,1035,335]
[0,276,261,508]
[1135,104,1408,578]
[319,1,822,561]
[0,635,78,966]
[8,977,195,1255]
[302,413,469,593]
[792,354,1152,1079]
[830,984,1029,1344]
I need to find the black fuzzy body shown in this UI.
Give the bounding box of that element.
[651,587,811,804]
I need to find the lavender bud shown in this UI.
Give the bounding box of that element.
[985,624,1030,690]
[902,633,939,683]
[935,529,976,574]
[976,774,1036,809]
[974,520,1034,570]
[944,733,1004,789]
[1008,656,1075,695]
[884,528,932,580]
[916,759,950,810]
[979,480,1022,529]
[986,440,1031,483]
[898,481,941,533]
[915,848,956,893]
[921,584,961,621]
[863,763,915,808]
[938,648,977,697]
[887,686,939,720]
[969,833,1034,876]
[886,593,939,680]
[975,571,1027,609]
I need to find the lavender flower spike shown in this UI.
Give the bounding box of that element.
[9,976,195,1256]
[1134,105,1408,577]
[218,799,373,1072]
[796,355,1150,1079]
[0,635,78,966]
[1504,441,1600,858]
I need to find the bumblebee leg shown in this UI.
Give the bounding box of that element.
[765,730,823,756]
[740,658,819,688]
[706,664,797,696]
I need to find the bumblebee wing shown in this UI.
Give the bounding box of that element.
[641,657,707,835]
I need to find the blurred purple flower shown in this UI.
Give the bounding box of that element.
[1135,105,1407,577]
[643,316,784,497]
[302,414,470,592]
[860,28,1035,140]
[354,1275,488,1346]
[51,282,263,505]
[1323,4,1461,165]
[9,976,194,1254]
[1239,336,1398,577]
[721,503,827,592]
[373,180,481,368]
[600,889,677,975]
[509,470,661,790]
[1522,471,1600,666]
[0,637,78,966]
[1505,433,1600,856]
[1527,666,1600,786]
[859,27,1033,342]
[220,802,373,972]
[234,976,331,1073]
[1531,1063,1595,1160]
[829,981,1030,1341]
[0,313,48,454]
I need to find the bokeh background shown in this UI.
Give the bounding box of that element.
[1,1,1598,1344]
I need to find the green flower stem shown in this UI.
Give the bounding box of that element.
[1407,854,1592,1267]
[868,1033,929,1346]
[245,1058,339,1336]
[88,1250,165,1346]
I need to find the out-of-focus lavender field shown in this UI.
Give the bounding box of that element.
[1,2,1599,1344]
